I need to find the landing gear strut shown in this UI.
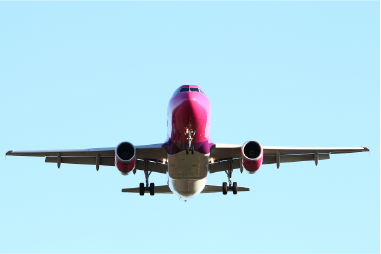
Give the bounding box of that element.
[140,159,155,196]
[185,127,195,155]
[186,145,194,155]
[222,157,238,195]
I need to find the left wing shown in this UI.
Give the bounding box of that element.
[209,144,369,173]
[6,143,167,174]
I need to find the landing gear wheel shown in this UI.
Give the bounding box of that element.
[150,183,155,196]
[186,146,189,155]
[139,183,145,196]
[233,182,238,195]
[191,146,194,154]
[222,182,228,195]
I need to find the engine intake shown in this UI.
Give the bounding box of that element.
[115,142,136,175]
[241,141,263,173]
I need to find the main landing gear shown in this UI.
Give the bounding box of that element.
[222,158,238,195]
[139,159,155,196]
[139,183,155,196]
[185,127,195,155]
[222,182,237,195]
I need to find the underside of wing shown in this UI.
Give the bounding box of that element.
[209,143,241,161]
[208,143,369,173]
[6,143,168,174]
[6,148,115,157]
[262,146,369,155]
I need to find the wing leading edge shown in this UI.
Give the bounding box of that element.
[209,144,369,173]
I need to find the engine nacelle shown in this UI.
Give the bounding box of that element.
[115,142,136,175]
[241,141,263,174]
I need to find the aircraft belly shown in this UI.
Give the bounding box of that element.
[168,151,209,179]
[168,151,209,197]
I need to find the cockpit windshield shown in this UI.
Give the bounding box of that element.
[173,87,207,96]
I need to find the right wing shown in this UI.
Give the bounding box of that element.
[6,143,168,174]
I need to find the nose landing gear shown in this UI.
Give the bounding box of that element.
[186,145,195,155]
[222,158,238,195]
[185,127,195,155]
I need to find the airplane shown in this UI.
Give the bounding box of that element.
[6,85,369,201]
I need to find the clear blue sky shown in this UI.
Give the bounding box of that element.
[0,1,379,253]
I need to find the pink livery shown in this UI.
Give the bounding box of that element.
[6,84,369,201]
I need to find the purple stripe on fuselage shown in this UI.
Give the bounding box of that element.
[165,85,213,155]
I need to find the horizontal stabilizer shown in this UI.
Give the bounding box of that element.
[201,185,250,193]
[122,185,172,194]
[121,185,250,194]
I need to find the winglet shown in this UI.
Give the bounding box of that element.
[5,150,13,160]
[362,146,370,156]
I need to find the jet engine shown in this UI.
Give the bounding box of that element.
[115,142,136,175]
[241,141,263,173]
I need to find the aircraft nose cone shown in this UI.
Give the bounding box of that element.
[182,91,198,103]
[168,88,211,146]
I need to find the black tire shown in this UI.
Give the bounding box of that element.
[233,182,238,195]
[191,146,194,154]
[150,183,155,196]
[139,183,145,196]
[222,182,228,195]
[186,146,189,154]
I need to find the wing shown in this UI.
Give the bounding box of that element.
[6,143,168,174]
[209,143,369,173]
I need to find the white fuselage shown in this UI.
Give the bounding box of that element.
[167,151,209,198]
